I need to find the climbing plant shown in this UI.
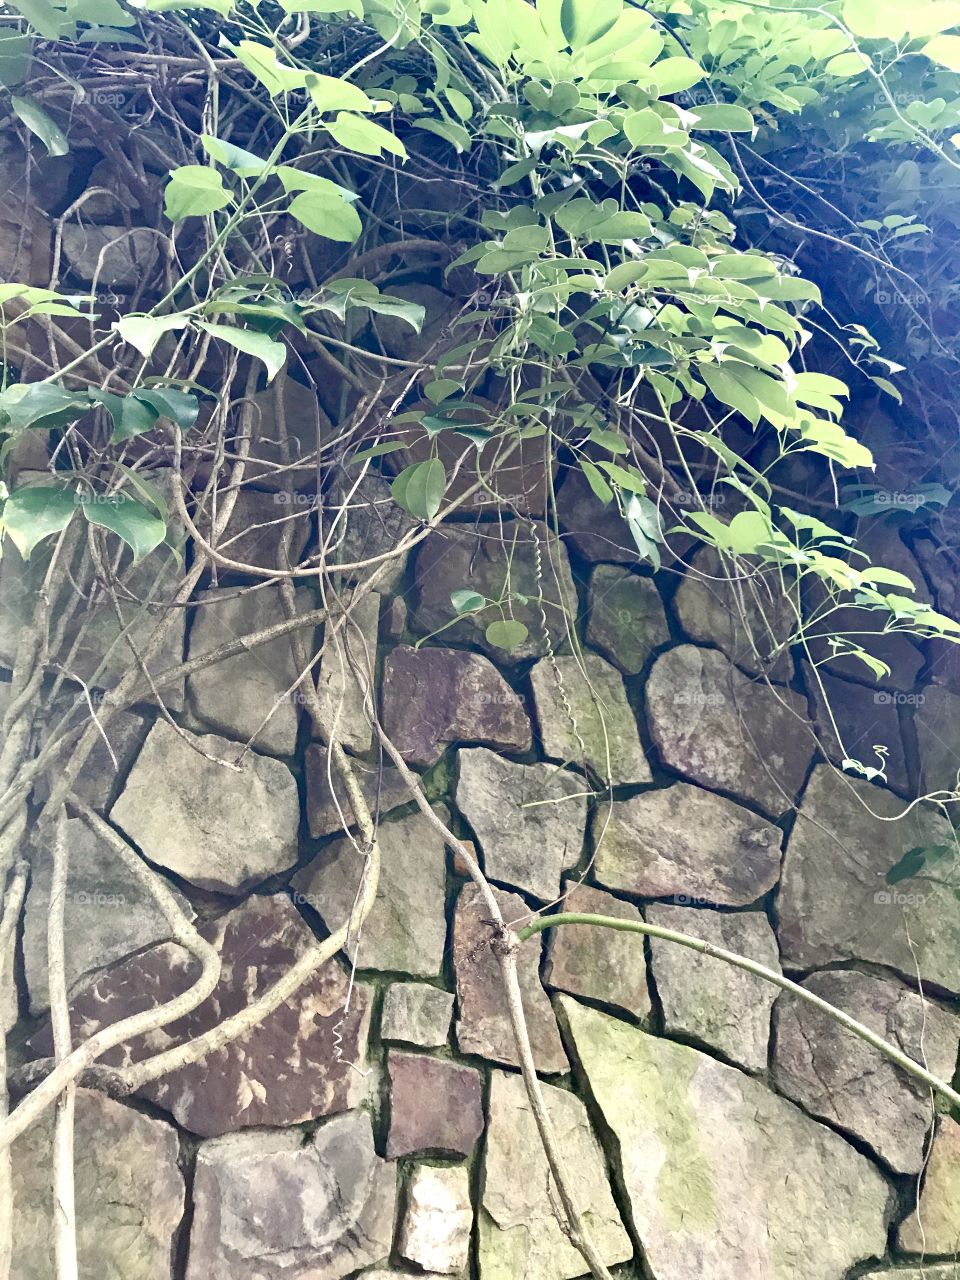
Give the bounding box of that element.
[2,1,960,1277]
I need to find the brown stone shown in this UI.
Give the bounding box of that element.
[585,564,670,675]
[804,662,911,794]
[196,485,312,573]
[386,1049,484,1158]
[543,880,651,1019]
[772,970,959,1174]
[382,644,531,766]
[556,463,638,562]
[646,644,814,817]
[897,1116,960,1253]
[29,895,372,1137]
[452,882,568,1072]
[594,782,783,907]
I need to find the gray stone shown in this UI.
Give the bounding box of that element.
[28,895,372,1137]
[646,904,780,1072]
[313,587,379,753]
[804,663,911,794]
[479,1069,632,1280]
[673,544,795,680]
[646,644,814,816]
[186,1111,396,1280]
[543,880,651,1019]
[23,815,191,1015]
[530,651,650,784]
[293,810,447,976]
[560,997,892,1280]
[453,882,568,1073]
[381,982,454,1047]
[455,748,587,901]
[772,970,959,1174]
[413,521,577,663]
[383,644,531,766]
[897,1116,960,1253]
[11,1090,184,1280]
[325,470,416,591]
[594,782,782,907]
[188,585,317,756]
[242,375,327,492]
[304,742,415,837]
[400,1164,472,1275]
[387,1050,484,1158]
[915,683,960,796]
[586,564,670,674]
[36,702,148,812]
[198,485,312,573]
[111,719,300,894]
[778,765,960,993]
[62,224,159,287]
[556,463,640,562]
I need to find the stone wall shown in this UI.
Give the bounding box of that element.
[5,435,960,1280]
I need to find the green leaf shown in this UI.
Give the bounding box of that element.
[201,135,271,177]
[88,388,158,440]
[625,491,662,568]
[164,166,230,222]
[580,458,613,504]
[114,313,188,358]
[391,458,446,520]
[560,0,621,48]
[623,108,687,148]
[327,111,407,159]
[0,383,89,432]
[229,40,307,96]
[11,94,68,156]
[131,387,199,430]
[485,618,529,652]
[81,493,166,562]
[198,322,286,382]
[305,71,374,113]
[10,0,70,40]
[1,485,76,558]
[690,104,754,133]
[650,55,705,95]
[923,33,960,71]
[287,190,363,243]
[451,588,485,613]
[347,440,407,465]
[0,33,33,87]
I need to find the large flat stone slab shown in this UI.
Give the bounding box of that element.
[292,810,447,976]
[646,645,813,816]
[594,782,782,907]
[529,652,650,784]
[387,1049,484,1158]
[324,471,416,591]
[313,588,380,753]
[381,981,454,1047]
[772,970,959,1174]
[188,584,316,755]
[23,814,191,1014]
[479,1069,632,1279]
[778,765,960,993]
[197,485,311,573]
[585,564,669,674]
[12,1090,184,1280]
[29,895,372,1137]
[915,683,960,796]
[187,1111,396,1280]
[111,719,300,894]
[400,1164,472,1274]
[382,644,531,766]
[543,880,651,1019]
[453,882,568,1073]
[646,904,780,1072]
[455,748,587,900]
[673,545,795,679]
[559,997,892,1280]
[804,663,911,795]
